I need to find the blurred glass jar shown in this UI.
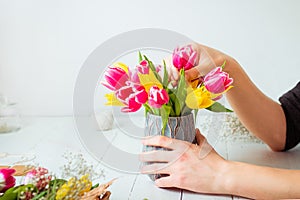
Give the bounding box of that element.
[0,95,21,133]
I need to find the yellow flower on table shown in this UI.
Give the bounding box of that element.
[56,175,92,200]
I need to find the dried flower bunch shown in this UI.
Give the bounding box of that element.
[0,153,111,200]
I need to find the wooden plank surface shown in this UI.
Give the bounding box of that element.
[1,117,300,199]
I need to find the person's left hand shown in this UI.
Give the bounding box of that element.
[140,129,229,194]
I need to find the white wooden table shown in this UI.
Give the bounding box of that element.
[1,116,300,200]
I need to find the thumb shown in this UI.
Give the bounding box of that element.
[195,128,206,147]
[196,128,215,159]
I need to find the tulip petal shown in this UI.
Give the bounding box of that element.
[114,62,129,73]
[185,86,214,109]
[104,93,125,106]
[172,45,198,70]
[135,89,148,104]
[138,70,162,93]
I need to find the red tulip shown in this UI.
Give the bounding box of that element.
[148,86,169,108]
[172,44,198,70]
[0,168,16,192]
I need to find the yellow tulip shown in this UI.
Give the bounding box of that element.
[104,93,125,106]
[138,70,162,93]
[114,62,129,73]
[186,86,214,109]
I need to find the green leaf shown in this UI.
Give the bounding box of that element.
[169,93,180,116]
[181,106,192,116]
[31,191,47,200]
[169,106,176,116]
[162,60,169,89]
[206,102,233,112]
[160,104,171,135]
[138,51,143,63]
[143,55,163,84]
[221,60,226,69]
[194,109,199,124]
[49,179,66,194]
[174,69,187,115]
[91,183,100,190]
[0,187,18,200]
[143,103,153,116]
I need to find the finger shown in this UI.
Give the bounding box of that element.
[185,67,202,82]
[142,136,183,150]
[155,175,175,188]
[139,150,175,163]
[170,67,179,81]
[140,163,170,175]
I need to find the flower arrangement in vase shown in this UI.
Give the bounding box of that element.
[101,44,233,180]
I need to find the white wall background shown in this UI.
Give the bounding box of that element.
[0,0,299,116]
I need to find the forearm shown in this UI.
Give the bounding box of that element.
[192,43,286,150]
[219,56,286,151]
[222,161,300,199]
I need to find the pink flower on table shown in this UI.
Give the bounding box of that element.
[0,168,16,192]
[102,65,129,91]
[148,86,169,108]
[172,44,198,71]
[203,67,233,99]
[116,83,148,112]
[24,167,51,191]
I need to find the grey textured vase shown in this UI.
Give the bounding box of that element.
[143,113,195,181]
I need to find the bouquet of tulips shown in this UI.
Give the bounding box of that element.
[102,45,233,133]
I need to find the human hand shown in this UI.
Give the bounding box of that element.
[165,43,230,85]
[185,43,230,83]
[140,129,229,194]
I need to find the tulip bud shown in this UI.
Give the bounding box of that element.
[116,83,148,112]
[204,67,233,94]
[148,86,169,108]
[172,44,198,70]
[102,63,129,91]
[0,168,16,192]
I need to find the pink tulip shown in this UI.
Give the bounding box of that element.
[155,64,162,73]
[0,168,16,192]
[137,60,150,74]
[116,83,148,112]
[148,86,169,108]
[24,167,51,191]
[102,66,129,91]
[204,67,233,94]
[130,60,150,83]
[172,44,198,70]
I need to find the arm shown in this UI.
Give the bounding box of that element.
[224,161,300,199]
[187,43,287,151]
[140,131,300,199]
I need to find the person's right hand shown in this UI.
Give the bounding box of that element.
[184,43,229,83]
